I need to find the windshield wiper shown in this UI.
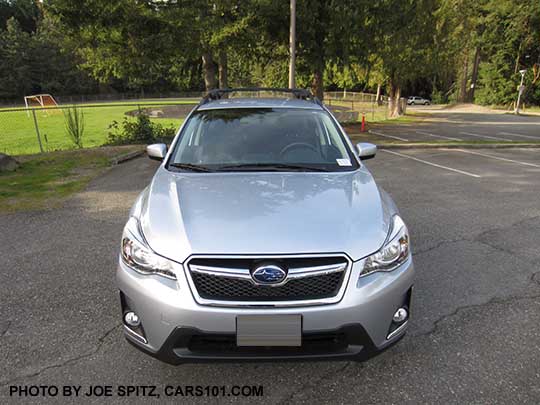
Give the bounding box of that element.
[217,163,329,172]
[168,163,213,172]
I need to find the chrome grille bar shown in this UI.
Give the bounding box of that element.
[189,262,347,285]
[189,265,251,280]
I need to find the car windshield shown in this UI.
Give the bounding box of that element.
[167,108,359,172]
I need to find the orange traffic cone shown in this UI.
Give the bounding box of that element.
[361,113,366,132]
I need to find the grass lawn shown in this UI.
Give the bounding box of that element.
[375,111,431,124]
[491,104,540,113]
[0,102,194,156]
[521,106,540,113]
[0,146,143,213]
[0,98,199,112]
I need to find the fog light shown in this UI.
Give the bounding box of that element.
[124,311,140,327]
[392,307,408,323]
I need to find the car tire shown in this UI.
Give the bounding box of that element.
[424,102,429,105]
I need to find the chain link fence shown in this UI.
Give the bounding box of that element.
[324,91,393,122]
[0,91,400,156]
[0,101,197,156]
[0,92,205,108]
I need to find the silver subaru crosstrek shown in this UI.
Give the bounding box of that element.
[117,88,414,364]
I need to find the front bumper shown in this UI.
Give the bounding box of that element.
[117,256,414,364]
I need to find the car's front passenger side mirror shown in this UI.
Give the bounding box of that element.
[147,144,167,161]
[356,143,377,160]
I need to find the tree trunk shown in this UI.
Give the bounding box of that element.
[375,83,382,105]
[218,50,228,89]
[312,64,324,100]
[311,1,326,101]
[468,47,481,103]
[202,52,217,91]
[395,86,402,116]
[532,63,540,85]
[459,50,469,103]
[388,81,402,118]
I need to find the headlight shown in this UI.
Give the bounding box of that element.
[121,217,177,280]
[361,215,410,277]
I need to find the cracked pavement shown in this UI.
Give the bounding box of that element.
[1,146,539,404]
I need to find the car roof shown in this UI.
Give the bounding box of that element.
[197,97,324,111]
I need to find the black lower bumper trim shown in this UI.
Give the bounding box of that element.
[126,324,404,365]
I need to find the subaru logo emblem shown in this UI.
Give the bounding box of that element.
[251,264,287,285]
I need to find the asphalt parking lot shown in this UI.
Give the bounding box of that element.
[368,109,540,143]
[1,122,540,403]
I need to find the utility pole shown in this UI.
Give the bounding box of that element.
[515,69,527,114]
[288,0,296,89]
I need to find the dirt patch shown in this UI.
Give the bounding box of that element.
[0,145,146,213]
[16,145,143,162]
[125,105,194,119]
[441,103,501,113]
[0,153,19,172]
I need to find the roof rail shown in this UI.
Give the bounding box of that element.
[200,87,321,105]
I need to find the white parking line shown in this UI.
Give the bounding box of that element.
[498,131,540,140]
[459,131,511,141]
[450,149,540,168]
[381,150,481,178]
[368,130,409,142]
[415,130,460,141]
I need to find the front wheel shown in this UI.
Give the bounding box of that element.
[424,102,429,105]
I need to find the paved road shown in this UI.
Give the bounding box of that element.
[1,145,540,403]
[368,109,540,143]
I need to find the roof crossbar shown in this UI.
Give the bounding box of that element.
[200,88,320,105]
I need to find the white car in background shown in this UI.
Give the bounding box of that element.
[407,96,430,105]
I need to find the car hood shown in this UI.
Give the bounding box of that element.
[138,167,393,263]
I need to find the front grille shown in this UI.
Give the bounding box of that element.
[191,271,344,301]
[187,256,348,303]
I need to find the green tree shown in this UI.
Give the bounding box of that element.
[0,0,40,32]
[0,17,33,98]
[369,0,439,116]
[48,0,192,92]
[0,12,98,100]
[476,0,540,106]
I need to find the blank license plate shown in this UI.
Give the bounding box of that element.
[236,315,302,347]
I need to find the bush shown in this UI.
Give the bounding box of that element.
[107,110,176,145]
[64,106,85,148]
[431,89,448,104]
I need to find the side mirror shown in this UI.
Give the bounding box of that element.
[356,143,377,160]
[147,144,167,161]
